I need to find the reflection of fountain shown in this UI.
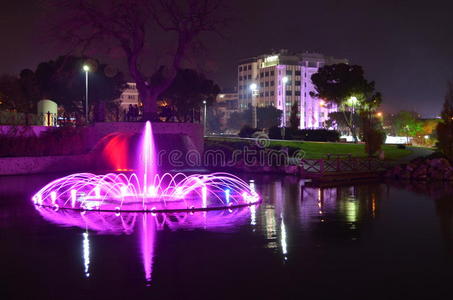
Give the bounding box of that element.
[32,121,259,212]
[35,206,254,285]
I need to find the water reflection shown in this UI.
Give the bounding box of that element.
[435,194,453,256]
[33,178,415,286]
[35,206,254,285]
[141,214,155,285]
[82,232,90,278]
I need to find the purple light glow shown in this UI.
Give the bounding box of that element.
[35,205,254,234]
[32,121,260,212]
[34,205,255,284]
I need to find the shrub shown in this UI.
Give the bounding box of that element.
[238,125,259,138]
[363,128,385,156]
[268,126,282,139]
[293,129,340,142]
[436,82,453,160]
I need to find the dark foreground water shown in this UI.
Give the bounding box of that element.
[1,173,452,300]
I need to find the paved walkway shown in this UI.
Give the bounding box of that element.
[402,146,435,162]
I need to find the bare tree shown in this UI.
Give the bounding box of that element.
[53,0,226,120]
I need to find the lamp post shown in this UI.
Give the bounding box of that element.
[82,65,90,122]
[203,100,207,136]
[281,76,288,139]
[281,76,289,125]
[347,96,359,142]
[249,83,258,128]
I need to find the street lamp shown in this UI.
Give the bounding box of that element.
[82,65,90,122]
[281,76,289,126]
[347,96,359,142]
[281,76,289,138]
[249,83,258,128]
[203,100,207,136]
[348,96,358,113]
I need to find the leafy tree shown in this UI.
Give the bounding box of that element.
[227,111,247,130]
[161,69,220,122]
[225,105,281,130]
[325,111,361,135]
[289,101,299,130]
[0,75,28,112]
[436,82,453,159]
[392,111,423,137]
[311,63,381,142]
[54,0,226,120]
[238,125,259,138]
[34,56,126,120]
[422,119,440,136]
[257,106,282,129]
[206,107,222,133]
[0,72,43,125]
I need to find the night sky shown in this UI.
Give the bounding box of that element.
[2,0,453,117]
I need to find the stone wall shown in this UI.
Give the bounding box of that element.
[0,122,204,175]
[0,122,204,152]
[0,125,49,136]
[88,122,204,152]
[0,154,93,176]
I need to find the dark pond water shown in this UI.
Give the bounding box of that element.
[1,173,452,300]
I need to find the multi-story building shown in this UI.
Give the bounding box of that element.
[215,90,239,130]
[237,49,348,129]
[118,82,141,110]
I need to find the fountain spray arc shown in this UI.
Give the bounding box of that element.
[32,122,260,212]
[140,121,157,196]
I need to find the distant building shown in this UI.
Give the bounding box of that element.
[237,49,348,129]
[215,90,239,130]
[119,82,140,110]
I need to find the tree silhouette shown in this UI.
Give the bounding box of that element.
[289,101,299,130]
[160,69,220,122]
[53,0,227,120]
[34,56,126,119]
[436,82,453,159]
[226,105,281,130]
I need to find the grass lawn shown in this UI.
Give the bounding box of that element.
[206,137,413,161]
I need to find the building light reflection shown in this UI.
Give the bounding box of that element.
[264,206,277,249]
[280,215,288,261]
[345,196,358,223]
[250,205,256,226]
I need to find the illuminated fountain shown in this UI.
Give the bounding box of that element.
[32,121,260,212]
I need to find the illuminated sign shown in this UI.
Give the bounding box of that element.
[262,55,279,67]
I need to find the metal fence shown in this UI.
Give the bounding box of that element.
[300,157,386,175]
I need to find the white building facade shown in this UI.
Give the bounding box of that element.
[237,50,347,129]
[118,82,141,109]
